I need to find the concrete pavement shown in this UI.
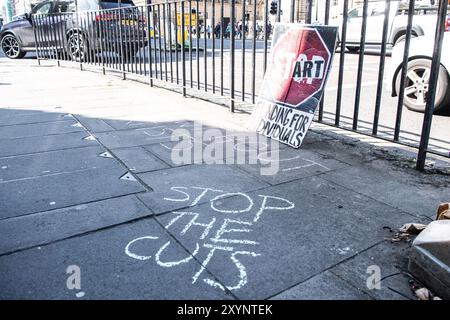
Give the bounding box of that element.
[0,57,449,299]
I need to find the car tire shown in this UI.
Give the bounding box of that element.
[395,58,450,113]
[1,34,26,59]
[67,32,88,62]
[346,46,360,53]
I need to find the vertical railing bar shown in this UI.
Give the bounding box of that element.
[263,0,268,72]
[334,0,348,126]
[251,0,256,103]
[196,0,200,89]
[51,14,60,65]
[88,11,95,66]
[290,0,295,23]
[163,3,168,81]
[181,0,187,96]
[174,3,179,84]
[82,12,91,65]
[241,0,245,101]
[220,0,224,95]
[118,7,126,78]
[394,0,416,141]
[146,3,154,86]
[113,8,120,70]
[74,0,83,70]
[151,5,159,82]
[157,4,163,80]
[57,13,64,62]
[416,0,447,170]
[212,0,216,93]
[372,0,391,135]
[318,0,331,122]
[306,0,312,23]
[230,0,235,112]
[168,3,174,82]
[189,0,193,87]
[277,0,282,22]
[139,7,144,75]
[204,0,207,92]
[352,0,368,130]
[32,15,41,65]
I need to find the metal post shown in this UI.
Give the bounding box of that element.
[335,0,348,126]
[372,0,391,135]
[394,0,415,141]
[352,0,368,130]
[416,0,447,170]
[181,1,187,96]
[230,0,235,112]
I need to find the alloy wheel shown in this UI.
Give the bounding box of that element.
[1,35,21,58]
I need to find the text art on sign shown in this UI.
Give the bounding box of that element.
[248,24,338,148]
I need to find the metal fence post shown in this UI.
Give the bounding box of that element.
[416,0,448,170]
[230,0,235,112]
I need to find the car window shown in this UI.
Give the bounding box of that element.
[32,2,53,15]
[100,0,134,10]
[53,1,75,13]
[348,7,363,18]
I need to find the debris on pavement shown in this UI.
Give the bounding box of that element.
[388,223,427,243]
[409,281,442,300]
[436,203,450,220]
[399,223,427,235]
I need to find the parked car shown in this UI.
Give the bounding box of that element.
[388,32,450,114]
[332,1,448,52]
[0,0,143,61]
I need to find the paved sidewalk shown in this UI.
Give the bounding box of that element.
[0,58,449,300]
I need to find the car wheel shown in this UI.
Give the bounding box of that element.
[67,32,88,62]
[346,46,360,53]
[1,34,26,59]
[395,58,450,113]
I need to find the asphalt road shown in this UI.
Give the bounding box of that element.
[2,38,449,156]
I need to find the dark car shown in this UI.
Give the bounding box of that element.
[0,0,144,61]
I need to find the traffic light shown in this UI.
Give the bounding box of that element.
[270,0,278,15]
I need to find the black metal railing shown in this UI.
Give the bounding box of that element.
[31,0,450,171]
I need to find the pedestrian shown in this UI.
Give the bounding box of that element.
[214,23,221,38]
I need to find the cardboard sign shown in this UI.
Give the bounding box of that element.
[248,24,338,148]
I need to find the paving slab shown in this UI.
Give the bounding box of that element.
[320,166,449,219]
[0,131,99,157]
[237,147,349,185]
[0,166,145,219]
[142,130,286,168]
[271,271,371,300]
[0,195,151,255]
[74,115,115,133]
[330,241,417,300]
[111,147,170,173]
[0,146,117,182]
[137,165,269,214]
[0,119,84,140]
[0,217,232,299]
[0,111,69,127]
[154,176,414,299]
[94,125,189,149]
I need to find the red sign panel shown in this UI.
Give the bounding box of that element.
[267,28,331,108]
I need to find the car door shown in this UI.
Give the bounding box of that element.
[50,1,76,49]
[29,1,54,48]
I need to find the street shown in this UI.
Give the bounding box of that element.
[58,37,449,156]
